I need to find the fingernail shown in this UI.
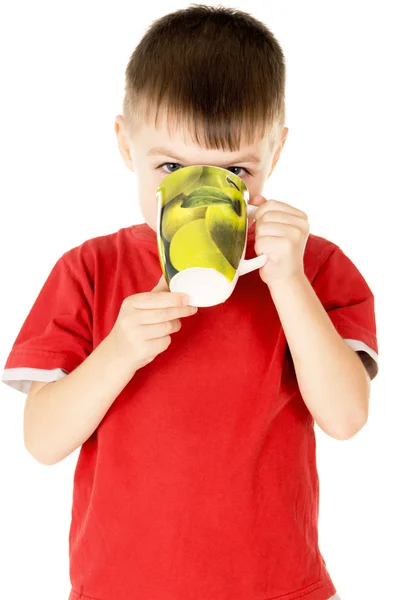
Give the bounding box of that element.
[181,295,190,306]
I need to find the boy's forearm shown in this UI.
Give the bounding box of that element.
[24,334,136,465]
[269,273,370,440]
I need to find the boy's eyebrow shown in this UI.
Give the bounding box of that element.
[146,146,262,164]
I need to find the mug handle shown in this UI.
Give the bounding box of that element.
[238,204,267,276]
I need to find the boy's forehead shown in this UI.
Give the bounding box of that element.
[133,117,273,164]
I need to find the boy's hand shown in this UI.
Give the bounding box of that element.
[109,275,197,371]
[250,196,310,287]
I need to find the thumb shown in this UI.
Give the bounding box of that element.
[151,273,170,292]
[249,194,267,207]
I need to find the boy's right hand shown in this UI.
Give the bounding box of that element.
[108,275,197,371]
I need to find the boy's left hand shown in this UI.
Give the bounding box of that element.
[250,196,310,287]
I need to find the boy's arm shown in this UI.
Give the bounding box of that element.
[251,196,377,440]
[24,278,197,465]
[24,334,139,465]
[268,273,370,440]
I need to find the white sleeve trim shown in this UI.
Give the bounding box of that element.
[344,339,378,363]
[1,367,68,394]
[344,339,379,379]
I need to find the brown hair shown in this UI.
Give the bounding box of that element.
[123,4,286,152]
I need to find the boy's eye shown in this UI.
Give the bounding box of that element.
[160,163,183,174]
[227,166,249,178]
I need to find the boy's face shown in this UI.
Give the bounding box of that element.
[115,112,288,230]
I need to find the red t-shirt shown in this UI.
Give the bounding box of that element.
[2,222,378,600]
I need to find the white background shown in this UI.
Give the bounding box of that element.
[0,1,396,599]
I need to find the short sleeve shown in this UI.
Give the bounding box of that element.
[1,255,93,394]
[312,245,378,379]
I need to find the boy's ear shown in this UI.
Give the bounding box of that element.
[114,115,135,172]
[268,127,289,179]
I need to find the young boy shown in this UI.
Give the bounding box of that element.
[1,5,378,600]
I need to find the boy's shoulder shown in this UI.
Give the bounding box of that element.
[302,233,373,300]
[60,223,156,275]
[303,232,339,280]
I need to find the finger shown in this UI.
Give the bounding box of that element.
[257,211,309,231]
[255,199,307,220]
[142,319,182,341]
[255,234,295,258]
[256,221,302,239]
[145,335,173,359]
[138,305,198,325]
[130,291,189,310]
[248,194,267,208]
[151,274,169,292]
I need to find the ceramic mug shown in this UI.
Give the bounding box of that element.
[156,165,267,307]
